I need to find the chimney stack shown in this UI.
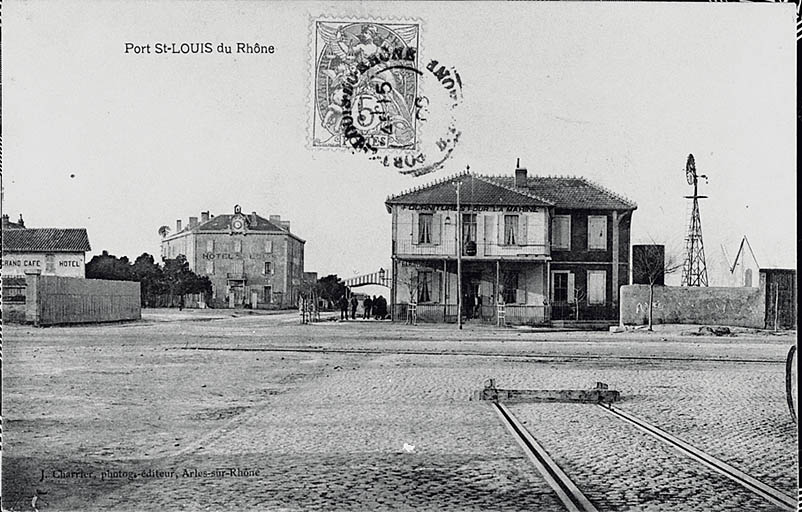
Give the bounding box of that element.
[189,216,198,228]
[18,213,25,228]
[201,211,210,223]
[279,221,290,231]
[176,219,182,232]
[515,158,528,188]
[2,214,9,229]
[269,215,281,224]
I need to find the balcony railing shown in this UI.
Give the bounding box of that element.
[395,239,549,258]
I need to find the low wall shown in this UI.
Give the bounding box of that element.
[620,284,764,328]
[27,275,141,325]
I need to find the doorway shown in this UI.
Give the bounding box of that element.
[462,274,481,319]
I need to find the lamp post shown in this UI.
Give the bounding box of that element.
[455,180,463,330]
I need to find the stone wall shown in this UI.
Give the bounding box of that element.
[24,275,141,325]
[620,284,764,328]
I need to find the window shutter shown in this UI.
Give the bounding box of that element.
[552,218,561,248]
[265,240,273,253]
[497,214,503,245]
[568,272,575,303]
[483,215,492,255]
[516,272,526,304]
[412,212,419,245]
[432,213,442,245]
[520,214,528,246]
[433,271,442,303]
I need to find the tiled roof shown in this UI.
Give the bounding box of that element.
[2,228,91,252]
[491,176,637,210]
[386,172,553,209]
[195,214,287,232]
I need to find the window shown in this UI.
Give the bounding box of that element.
[45,254,55,273]
[502,272,518,304]
[264,262,272,275]
[205,260,214,275]
[504,215,519,245]
[206,240,214,252]
[552,215,571,250]
[418,213,432,244]
[587,271,606,305]
[551,271,574,303]
[417,271,432,303]
[265,240,273,253]
[264,286,272,303]
[234,240,242,252]
[588,216,607,250]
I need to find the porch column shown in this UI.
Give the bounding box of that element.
[391,258,398,321]
[493,260,501,304]
[443,259,447,301]
[612,210,619,305]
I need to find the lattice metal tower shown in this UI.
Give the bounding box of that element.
[681,154,709,286]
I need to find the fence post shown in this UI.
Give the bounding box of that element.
[24,272,41,326]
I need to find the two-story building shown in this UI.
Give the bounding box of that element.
[385,164,636,324]
[160,205,305,308]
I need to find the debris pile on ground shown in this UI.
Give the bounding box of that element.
[684,326,733,337]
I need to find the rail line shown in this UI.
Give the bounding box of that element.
[492,402,599,512]
[597,404,797,511]
[180,346,782,364]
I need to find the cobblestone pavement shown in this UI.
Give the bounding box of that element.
[508,403,787,511]
[2,316,797,511]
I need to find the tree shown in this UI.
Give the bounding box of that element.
[158,225,170,238]
[632,244,682,330]
[314,274,348,309]
[86,251,133,281]
[131,253,167,306]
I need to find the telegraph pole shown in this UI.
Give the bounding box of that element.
[455,180,463,330]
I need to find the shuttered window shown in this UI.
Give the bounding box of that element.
[588,216,607,250]
[587,271,606,305]
[552,215,571,250]
[206,240,214,252]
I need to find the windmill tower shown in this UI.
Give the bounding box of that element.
[681,154,709,286]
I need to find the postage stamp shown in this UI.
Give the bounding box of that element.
[310,17,464,177]
[311,19,421,151]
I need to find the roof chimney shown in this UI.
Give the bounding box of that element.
[2,214,9,229]
[201,211,210,223]
[269,215,281,224]
[279,221,290,231]
[515,158,528,188]
[189,216,198,228]
[176,219,182,232]
[18,213,25,228]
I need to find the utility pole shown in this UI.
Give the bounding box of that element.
[455,180,463,330]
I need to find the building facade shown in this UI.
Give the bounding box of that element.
[160,205,305,308]
[385,165,636,324]
[2,214,91,278]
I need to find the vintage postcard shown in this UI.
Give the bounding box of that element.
[1,2,798,511]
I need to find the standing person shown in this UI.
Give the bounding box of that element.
[339,295,348,320]
[350,295,358,320]
[363,296,373,319]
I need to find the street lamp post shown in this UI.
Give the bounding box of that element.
[455,180,462,330]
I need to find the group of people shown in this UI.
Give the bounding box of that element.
[338,295,387,320]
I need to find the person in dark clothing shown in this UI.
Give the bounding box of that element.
[339,295,348,320]
[375,295,387,319]
[363,296,373,319]
[350,296,358,320]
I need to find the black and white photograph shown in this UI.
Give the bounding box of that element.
[1,1,798,510]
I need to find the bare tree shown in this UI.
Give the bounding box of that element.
[632,244,682,330]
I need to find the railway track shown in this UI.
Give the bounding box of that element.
[180,345,783,364]
[493,403,797,511]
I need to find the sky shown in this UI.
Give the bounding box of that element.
[2,1,797,285]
